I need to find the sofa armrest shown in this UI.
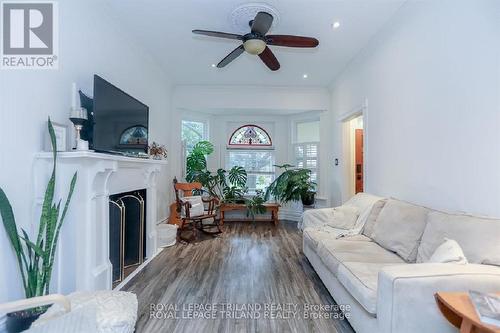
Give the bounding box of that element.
[0,294,70,314]
[376,263,500,333]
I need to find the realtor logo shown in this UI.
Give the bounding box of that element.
[1,1,58,69]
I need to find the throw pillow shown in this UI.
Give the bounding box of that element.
[371,198,429,262]
[181,196,204,217]
[428,238,468,264]
[326,205,360,230]
[362,199,387,238]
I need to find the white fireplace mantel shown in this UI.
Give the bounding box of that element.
[33,151,167,294]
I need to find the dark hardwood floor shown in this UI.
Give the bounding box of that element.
[123,221,354,333]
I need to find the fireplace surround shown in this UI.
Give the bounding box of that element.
[34,151,167,294]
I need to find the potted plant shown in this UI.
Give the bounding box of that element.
[0,119,77,333]
[245,190,267,221]
[185,141,266,216]
[264,164,317,206]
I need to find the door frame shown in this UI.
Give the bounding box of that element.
[338,99,369,203]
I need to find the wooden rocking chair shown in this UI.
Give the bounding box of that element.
[173,178,221,242]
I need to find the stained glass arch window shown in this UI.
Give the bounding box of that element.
[228,124,272,147]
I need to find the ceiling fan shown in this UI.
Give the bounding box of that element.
[192,11,319,71]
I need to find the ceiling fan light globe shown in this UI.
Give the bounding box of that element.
[243,39,266,55]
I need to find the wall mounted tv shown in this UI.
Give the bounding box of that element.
[89,75,149,154]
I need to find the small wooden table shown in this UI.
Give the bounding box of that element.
[219,203,280,226]
[435,292,500,333]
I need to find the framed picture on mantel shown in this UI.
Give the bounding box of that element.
[44,121,68,152]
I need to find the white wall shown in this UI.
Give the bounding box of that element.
[0,0,172,304]
[330,0,500,217]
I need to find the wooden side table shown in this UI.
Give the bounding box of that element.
[219,203,280,226]
[435,292,500,333]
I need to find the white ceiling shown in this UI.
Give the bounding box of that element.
[104,0,406,87]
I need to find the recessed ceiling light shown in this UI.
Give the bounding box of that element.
[303,74,308,79]
[211,63,216,68]
[332,21,340,29]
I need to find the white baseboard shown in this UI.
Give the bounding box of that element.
[279,208,302,222]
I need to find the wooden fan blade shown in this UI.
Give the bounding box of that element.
[217,45,245,68]
[258,46,280,71]
[266,35,319,48]
[192,30,243,40]
[251,12,273,35]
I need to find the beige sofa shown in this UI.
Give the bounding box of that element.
[302,193,500,333]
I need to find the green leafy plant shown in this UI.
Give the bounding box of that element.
[245,190,267,221]
[264,164,316,204]
[185,141,214,182]
[0,118,77,299]
[186,141,247,201]
[184,140,266,216]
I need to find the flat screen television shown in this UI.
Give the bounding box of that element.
[91,75,149,154]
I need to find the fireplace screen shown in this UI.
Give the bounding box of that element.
[109,189,146,287]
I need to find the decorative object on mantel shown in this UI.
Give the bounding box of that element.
[148,142,167,160]
[0,118,77,333]
[69,83,89,151]
[43,122,68,152]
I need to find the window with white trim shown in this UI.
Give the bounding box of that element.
[182,120,207,153]
[226,150,275,193]
[181,120,207,176]
[293,120,320,183]
[226,125,275,193]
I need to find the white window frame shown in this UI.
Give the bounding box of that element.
[181,119,209,177]
[225,147,276,195]
[292,118,320,189]
[293,142,320,183]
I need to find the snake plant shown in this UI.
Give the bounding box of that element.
[0,118,77,298]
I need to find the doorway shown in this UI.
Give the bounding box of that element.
[340,113,364,201]
[355,128,364,194]
[351,116,364,195]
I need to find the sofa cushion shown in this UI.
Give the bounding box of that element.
[337,262,405,315]
[326,206,360,230]
[303,226,372,251]
[304,227,345,250]
[317,240,405,276]
[299,193,383,231]
[417,211,500,265]
[362,199,387,238]
[338,234,373,242]
[344,193,385,229]
[371,199,429,262]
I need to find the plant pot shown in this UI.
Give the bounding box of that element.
[301,191,316,206]
[6,307,47,333]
